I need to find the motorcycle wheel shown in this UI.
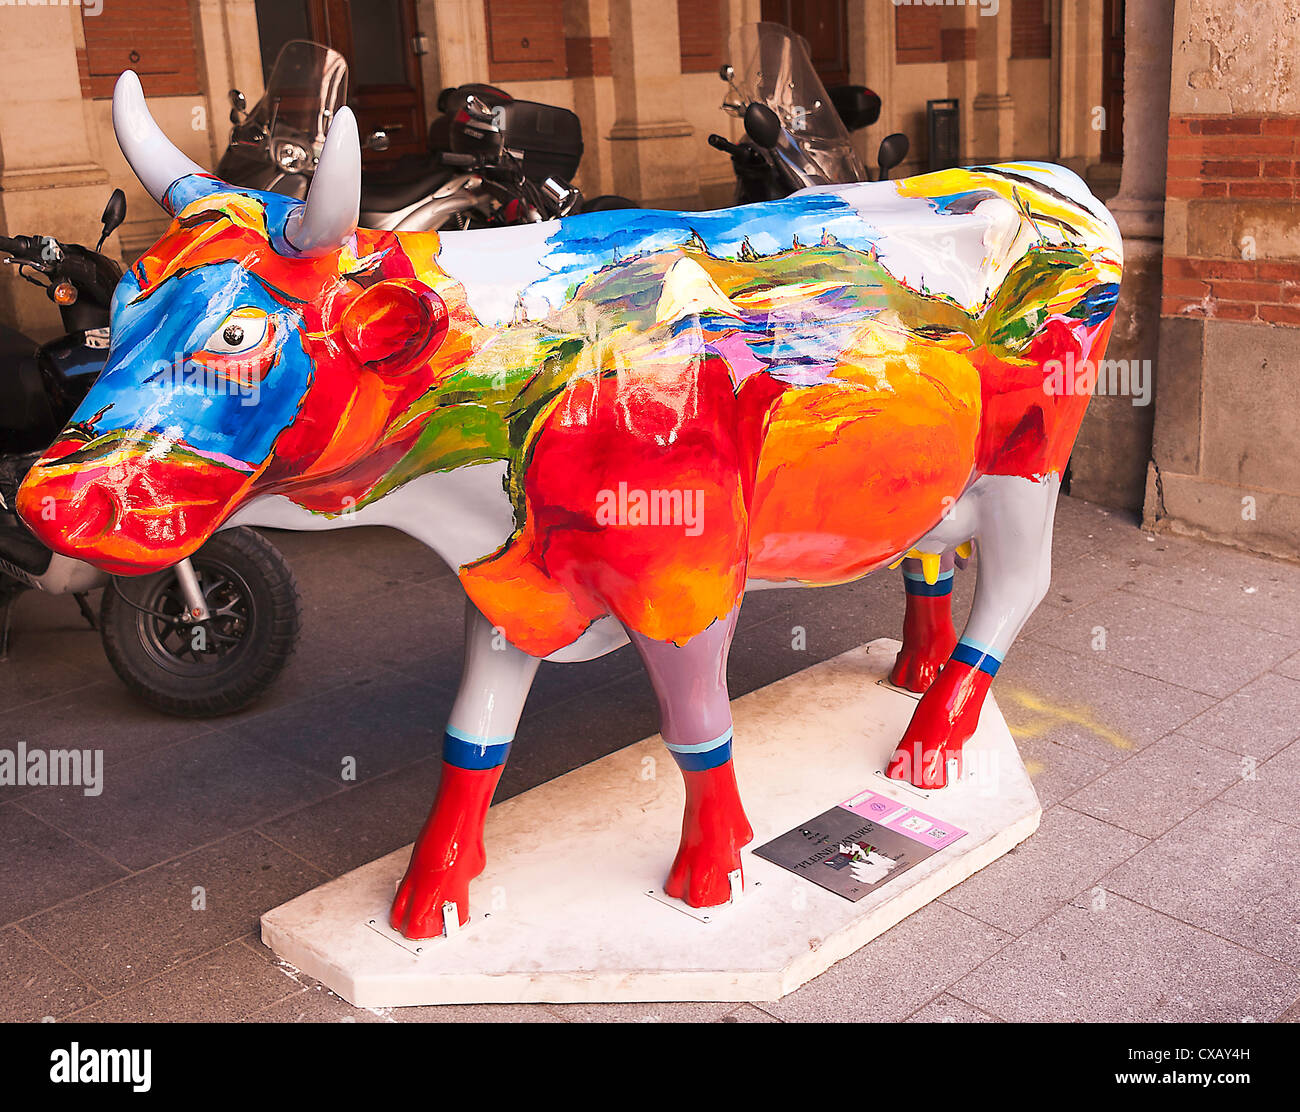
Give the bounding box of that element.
[100,527,300,718]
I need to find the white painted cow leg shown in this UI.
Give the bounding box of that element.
[625,605,754,908]
[887,474,1058,788]
[390,598,541,940]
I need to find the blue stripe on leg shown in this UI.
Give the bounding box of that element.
[903,569,954,597]
[665,729,733,771]
[443,725,513,769]
[949,638,1003,677]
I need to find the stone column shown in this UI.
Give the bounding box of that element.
[194,0,266,168]
[606,0,698,208]
[970,3,1013,162]
[1068,0,1174,511]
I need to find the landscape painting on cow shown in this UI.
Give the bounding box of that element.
[17,71,1121,939]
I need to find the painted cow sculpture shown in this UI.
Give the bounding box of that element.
[18,72,1121,939]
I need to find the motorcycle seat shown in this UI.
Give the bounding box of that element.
[360,155,457,213]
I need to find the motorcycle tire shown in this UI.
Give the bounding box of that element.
[100,527,300,718]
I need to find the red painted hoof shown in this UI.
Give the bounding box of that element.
[390,763,503,939]
[885,660,992,789]
[890,592,958,693]
[665,761,754,907]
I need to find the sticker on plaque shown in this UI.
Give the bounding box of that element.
[753,788,967,901]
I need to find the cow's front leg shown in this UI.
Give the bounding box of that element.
[390,599,540,939]
[627,606,754,907]
[890,550,959,692]
[888,475,1057,789]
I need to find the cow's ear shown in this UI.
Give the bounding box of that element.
[339,278,449,377]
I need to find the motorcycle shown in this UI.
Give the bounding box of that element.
[0,192,301,717]
[220,40,632,231]
[708,22,911,203]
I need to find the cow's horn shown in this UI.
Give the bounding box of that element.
[284,106,360,257]
[112,70,206,211]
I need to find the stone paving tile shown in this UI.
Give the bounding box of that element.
[1062,735,1245,838]
[0,598,103,715]
[754,902,1012,1023]
[223,672,453,785]
[939,805,1147,936]
[1027,593,1292,699]
[257,757,443,877]
[995,641,1216,766]
[0,804,125,927]
[1176,672,1300,759]
[905,993,1000,1023]
[1013,734,1111,809]
[1104,801,1300,965]
[1220,740,1300,829]
[21,831,326,996]
[720,1003,781,1022]
[20,732,340,871]
[1276,651,1300,682]
[1123,543,1300,640]
[547,1000,740,1023]
[250,983,563,1022]
[68,939,303,1022]
[954,891,1300,1022]
[255,525,452,591]
[0,684,217,797]
[0,927,100,1021]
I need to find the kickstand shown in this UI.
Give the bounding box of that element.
[73,592,98,631]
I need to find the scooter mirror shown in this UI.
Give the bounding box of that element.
[719,64,734,82]
[96,188,126,251]
[365,129,391,153]
[877,132,910,180]
[744,103,782,150]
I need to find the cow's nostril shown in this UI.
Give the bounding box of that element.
[63,483,121,544]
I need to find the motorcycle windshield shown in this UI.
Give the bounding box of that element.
[250,40,349,149]
[727,22,866,187]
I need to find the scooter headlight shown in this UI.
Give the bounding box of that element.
[273,141,311,172]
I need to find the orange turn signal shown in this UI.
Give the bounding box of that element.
[53,280,78,306]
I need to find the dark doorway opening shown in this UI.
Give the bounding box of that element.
[760,0,851,87]
[1101,0,1125,162]
[253,0,427,164]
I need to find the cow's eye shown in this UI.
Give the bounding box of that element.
[206,308,269,354]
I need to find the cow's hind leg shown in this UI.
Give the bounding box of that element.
[887,474,1058,789]
[391,599,540,939]
[890,550,959,692]
[627,606,754,907]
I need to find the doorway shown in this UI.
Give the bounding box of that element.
[253,0,427,163]
[1101,0,1125,162]
[760,0,851,87]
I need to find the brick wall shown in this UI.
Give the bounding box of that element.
[1162,115,1300,327]
[895,7,942,64]
[1010,0,1051,59]
[679,0,722,74]
[77,0,202,98]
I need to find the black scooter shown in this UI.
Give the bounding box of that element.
[0,192,301,717]
[707,23,910,204]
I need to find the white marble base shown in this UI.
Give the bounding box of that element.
[261,639,1040,1008]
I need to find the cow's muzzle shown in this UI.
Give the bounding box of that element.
[16,439,257,575]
